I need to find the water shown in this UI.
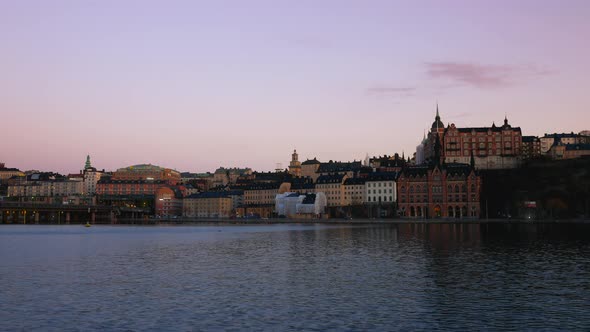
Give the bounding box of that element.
[1,223,589,331]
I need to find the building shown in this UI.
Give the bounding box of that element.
[343,178,366,206]
[315,174,348,208]
[397,159,481,219]
[181,172,213,191]
[275,192,302,217]
[422,105,522,169]
[549,142,590,160]
[521,136,541,160]
[415,133,427,165]
[82,155,104,196]
[236,182,290,218]
[183,192,233,218]
[317,161,362,177]
[155,186,185,217]
[275,192,327,218]
[109,164,181,184]
[7,173,84,203]
[540,132,588,154]
[300,158,321,180]
[96,178,166,196]
[212,167,252,187]
[288,150,302,177]
[369,154,407,173]
[365,172,397,205]
[0,163,24,183]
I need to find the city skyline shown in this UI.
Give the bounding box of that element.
[2,1,589,174]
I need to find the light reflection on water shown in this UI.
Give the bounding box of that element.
[1,224,589,331]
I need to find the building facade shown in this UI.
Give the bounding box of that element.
[422,106,522,169]
[7,173,84,202]
[343,178,366,206]
[0,163,24,183]
[365,173,397,204]
[522,136,541,160]
[397,162,481,219]
[300,158,321,181]
[110,164,181,184]
[315,174,347,207]
[539,132,590,154]
[183,192,233,218]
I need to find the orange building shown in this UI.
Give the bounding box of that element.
[111,164,181,185]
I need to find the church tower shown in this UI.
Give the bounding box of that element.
[84,155,92,170]
[424,103,446,164]
[288,149,302,177]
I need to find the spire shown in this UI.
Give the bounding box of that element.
[431,103,443,131]
[84,155,92,169]
[504,114,508,126]
[436,102,440,119]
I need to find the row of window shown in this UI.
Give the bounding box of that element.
[367,182,394,187]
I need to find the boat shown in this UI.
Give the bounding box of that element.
[85,222,91,227]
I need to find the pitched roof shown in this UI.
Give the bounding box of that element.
[316,174,346,184]
[344,178,366,185]
[301,158,321,165]
[317,161,362,173]
[366,172,398,181]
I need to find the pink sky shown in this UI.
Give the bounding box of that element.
[1,0,589,174]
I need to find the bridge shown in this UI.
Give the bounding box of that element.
[0,202,117,224]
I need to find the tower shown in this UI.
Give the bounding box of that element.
[288,149,302,177]
[85,155,92,170]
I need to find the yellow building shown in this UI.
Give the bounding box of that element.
[301,158,321,181]
[112,164,181,185]
[315,174,348,207]
[0,163,24,183]
[183,192,233,218]
[343,178,366,206]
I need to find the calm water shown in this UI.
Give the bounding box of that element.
[1,223,589,331]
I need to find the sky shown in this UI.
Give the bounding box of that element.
[1,0,589,174]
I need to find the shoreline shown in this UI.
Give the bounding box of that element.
[2,218,590,226]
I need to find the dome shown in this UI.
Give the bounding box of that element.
[431,104,443,130]
[431,118,444,130]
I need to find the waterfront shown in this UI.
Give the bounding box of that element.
[1,224,589,331]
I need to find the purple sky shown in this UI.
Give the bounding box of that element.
[1,0,589,174]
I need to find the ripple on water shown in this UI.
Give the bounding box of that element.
[1,224,590,331]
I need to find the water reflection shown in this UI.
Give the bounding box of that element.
[1,224,589,331]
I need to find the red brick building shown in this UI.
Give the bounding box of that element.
[422,106,522,169]
[397,161,481,219]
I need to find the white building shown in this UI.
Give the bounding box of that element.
[275,192,327,218]
[82,155,104,196]
[365,173,397,204]
[8,173,84,199]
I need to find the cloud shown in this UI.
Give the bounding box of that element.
[366,86,416,97]
[424,62,553,88]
